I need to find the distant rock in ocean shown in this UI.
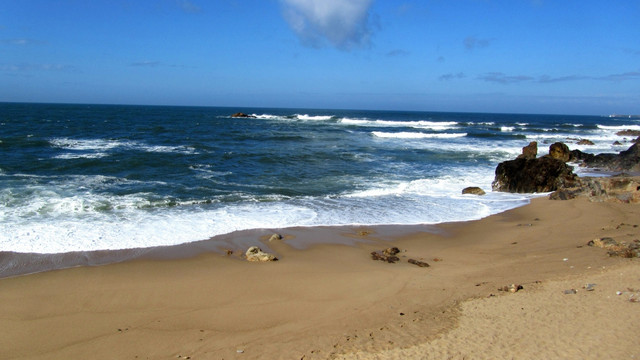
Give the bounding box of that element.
[231,112,256,118]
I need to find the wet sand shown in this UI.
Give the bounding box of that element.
[1,197,639,359]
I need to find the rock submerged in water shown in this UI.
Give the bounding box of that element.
[462,186,486,195]
[245,246,278,262]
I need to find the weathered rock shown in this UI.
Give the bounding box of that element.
[577,139,595,145]
[613,141,623,146]
[408,259,430,267]
[499,284,523,293]
[587,237,640,258]
[549,142,571,162]
[462,186,486,195]
[245,246,278,262]
[549,175,640,203]
[492,156,578,193]
[371,248,401,263]
[383,247,400,256]
[517,141,538,160]
[268,233,283,242]
[231,112,256,118]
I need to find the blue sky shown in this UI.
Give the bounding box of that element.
[1,0,639,115]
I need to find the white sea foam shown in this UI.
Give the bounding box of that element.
[341,118,458,131]
[0,171,532,254]
[295,114,334,121]
[50,137,196,155]
[597,124,640,131]
[501,126,515,132]
[372,131,466,139]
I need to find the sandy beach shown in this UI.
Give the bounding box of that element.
[1,196,639,360]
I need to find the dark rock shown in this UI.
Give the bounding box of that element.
[408,259,430,267]
[462,186,486,195]
[371,251,400,263]
[517,141,538,160]
[549,142,572,162]
[492,156,578,193]
[231,112,256,118]
[616,130,640,137]
[577,139,595,145]
[383,247,400,256]
[613,141,623,146]
[571,143,640,172]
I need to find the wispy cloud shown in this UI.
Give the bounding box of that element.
[386,49,409,57]
[600,71,640,82]
[439,72,466,81]
[478,72,533,84]
[538,74,590,83]
[464,36,493,50]
[476,71,640,84]
[0,63,75,72]
[130,61,162,67]
[1,38,46,46]
[280,0,374,50]
[176,0,201,14]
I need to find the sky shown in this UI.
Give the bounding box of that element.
[1,0,639,115]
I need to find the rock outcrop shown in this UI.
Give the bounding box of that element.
[571,143,640,172]
[588,237,640,258]
[548,142,571,162]
[517,141,538,160]
[231,112,256,118]
[492,156,578,193]
[549,175,640,203]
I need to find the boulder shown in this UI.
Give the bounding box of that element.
[492,156,578,193]
[245,246,278,262]
[462,186,486,195]
[517,141,537,160]
[577,139,595,145]
[548,142,571,162]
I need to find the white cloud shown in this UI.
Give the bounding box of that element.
[280,0,374,50]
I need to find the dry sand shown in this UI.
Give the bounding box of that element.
[1,197,639,360]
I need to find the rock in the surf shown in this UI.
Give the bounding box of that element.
[462,186,486,195]
[492,156,578,193]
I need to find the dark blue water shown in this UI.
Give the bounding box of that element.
[1,102,638,254]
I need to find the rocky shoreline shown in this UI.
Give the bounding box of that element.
[491,138,640,203]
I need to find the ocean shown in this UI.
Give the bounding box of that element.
[1,103,639,259]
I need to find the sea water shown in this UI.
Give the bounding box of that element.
[1,103,638,255]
